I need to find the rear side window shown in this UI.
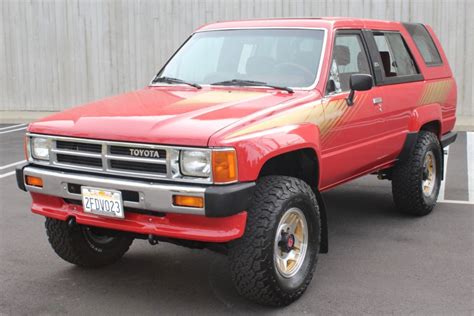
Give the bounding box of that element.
[373,32,419,77]
[404,23,443,65]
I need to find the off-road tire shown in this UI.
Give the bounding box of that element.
[229,176,321,306]
[45,218,133,268]
[392,131,442,216]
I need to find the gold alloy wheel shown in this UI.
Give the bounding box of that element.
[422,151,437,197]
[274,207,308,278]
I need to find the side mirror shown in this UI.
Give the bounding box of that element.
[346,74,373,106]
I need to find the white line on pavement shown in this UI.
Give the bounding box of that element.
[0,160,26,170]
[438,145,449,201]
[0,171,15,179]
[0,126,27,135]
[438,199,474,205]
[0,123,27,131]
[467,132,474,202]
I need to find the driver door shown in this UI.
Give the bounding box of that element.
[319,30,387,189]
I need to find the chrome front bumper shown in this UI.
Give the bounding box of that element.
[18,165,255,217]
[22,166,206,215]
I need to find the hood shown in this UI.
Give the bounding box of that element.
[29,87,303,146]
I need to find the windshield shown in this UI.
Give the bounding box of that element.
[155,29,325,88]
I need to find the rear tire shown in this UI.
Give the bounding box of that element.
[45,218,133,268]
[229,176,321,306]
[392,131,442,216]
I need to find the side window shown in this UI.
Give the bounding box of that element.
[403,23,443,65]
[373,32,419,77]
[327,34,371,94]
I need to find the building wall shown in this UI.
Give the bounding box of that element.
[0,0,472,118]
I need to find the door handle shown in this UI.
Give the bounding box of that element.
[373,97,383,105]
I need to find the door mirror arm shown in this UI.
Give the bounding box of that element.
[346,90,356,106]
[346,74,373,106]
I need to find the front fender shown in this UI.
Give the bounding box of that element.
[214,123,322,182]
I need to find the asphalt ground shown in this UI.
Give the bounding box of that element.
[0,124,473,315]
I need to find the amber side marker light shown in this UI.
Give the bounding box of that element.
[25,176,43,188]
[212,150,237,183]
[173,195,204,208]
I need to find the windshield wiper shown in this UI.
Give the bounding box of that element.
[211,79,293,93]
[152,76,202,89]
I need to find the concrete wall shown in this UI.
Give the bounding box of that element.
[0,0,472,119]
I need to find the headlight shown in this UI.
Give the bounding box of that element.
[180,150,211,177]
[30,137,51,160]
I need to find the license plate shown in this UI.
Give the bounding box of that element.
[81,186,124,219]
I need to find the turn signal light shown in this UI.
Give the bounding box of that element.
[26,176,43,187]
[212,150,237,183]
[173,195,204,208]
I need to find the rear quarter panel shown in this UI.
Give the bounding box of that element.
[402,24,457,133]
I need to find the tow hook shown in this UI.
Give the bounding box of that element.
[67,217,76,228]
[148,234,159,245]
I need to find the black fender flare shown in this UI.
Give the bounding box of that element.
[397,132,419,164]
[314,190,328,253]
[397,131,457,180]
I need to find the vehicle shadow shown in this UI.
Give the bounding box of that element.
[52,177,417,314]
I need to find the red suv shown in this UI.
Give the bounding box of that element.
[17,18,457,306]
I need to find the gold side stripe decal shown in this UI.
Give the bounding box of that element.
[226,100,324,139]
[225,92,367,141]
[419,79,452,106]
[322,93,367,145]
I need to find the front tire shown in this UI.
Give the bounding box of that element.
[392,131,442,216]
[229,176,321,306]
[45,218,133,268]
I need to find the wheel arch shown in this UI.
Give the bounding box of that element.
[397,122,442,165]
[258,147,328,253]
[420,120,442,138]
[408,103,443,138]
[258,147,320,189]
[219,123,328,252]
[399,103,443,165]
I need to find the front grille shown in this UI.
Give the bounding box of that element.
[57,141,102,153]
[57,154,103,167]
[110,145,167,159]
[110,160,167,174]
[49,139,170,179]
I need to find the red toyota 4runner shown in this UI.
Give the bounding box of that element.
[17,18,457,306]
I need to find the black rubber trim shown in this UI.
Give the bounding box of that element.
[204,182,255,217]
[16,165,26,191]
[375,74,424,86]
[397,132,419,163]
[440,131,457,148]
